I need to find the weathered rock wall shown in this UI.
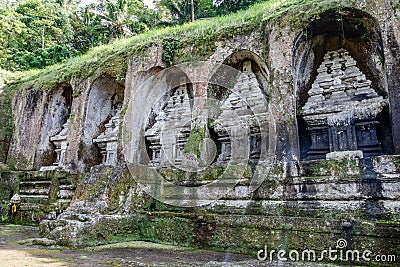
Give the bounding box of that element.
[5,1,400,172]
[7,76,124,172]
[9,89,49,169]
[1,0,400,264]
[35,86,72,168]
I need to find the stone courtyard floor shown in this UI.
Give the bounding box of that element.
[0,224,345,267]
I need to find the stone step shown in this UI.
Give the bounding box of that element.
[19,173,54,182]
[57,189,75,199]
[41,211,400,253]
[19,203,44,211]
[20,194,49,204]
[57,199,71,205]
[373,155,400,177]
[158,175,400,202]
[19,188,50,195]
[19,181,52,186]
[18,175,76,203]
[19,180,52,198]
[20,194,49,199]
[58,184,75,190]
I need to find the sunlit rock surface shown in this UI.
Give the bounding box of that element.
[1,1,400,264]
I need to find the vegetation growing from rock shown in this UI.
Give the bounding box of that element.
[1,0,265,72]
[183,126,206,159]
[0,72,14,163]
[2,0,363,92]
[1,1,400,264]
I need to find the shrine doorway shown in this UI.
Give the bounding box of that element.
[293,8,394,160]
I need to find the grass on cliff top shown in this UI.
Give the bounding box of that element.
[0,69,23,90]
[6,0,337,92]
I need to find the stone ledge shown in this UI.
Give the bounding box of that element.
[40,211,400,266]
[299,158,361,178]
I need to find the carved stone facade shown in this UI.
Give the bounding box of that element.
[214,61,268,165]
[144,61,268,168]
[5,3,400,260]
[40,119,70,171]
[301,49,388,160]
[145,79,192,167]
[93,112,120,167]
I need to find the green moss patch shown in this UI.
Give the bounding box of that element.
[302,158,361,178]
[183,127,206,159]
[159,166,225,184]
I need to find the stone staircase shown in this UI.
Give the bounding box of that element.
[16,171,78,224]
[19,180,51,204]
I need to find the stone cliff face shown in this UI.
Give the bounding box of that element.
[6,1,400,172]
[1,0,400,263]
[7,77,124,172]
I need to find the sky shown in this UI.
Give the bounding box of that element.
[80,0,156,9]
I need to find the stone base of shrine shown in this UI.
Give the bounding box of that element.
[326,150,364,160]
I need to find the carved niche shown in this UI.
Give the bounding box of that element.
[214,60,268,165]
[40,119,70,170]
[145,78,192,167]
[51,119,70,168]
[144,61,267,168]
[301,49,388,160]
[93,111,120,167]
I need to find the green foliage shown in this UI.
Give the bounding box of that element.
[158,0,262,25]
[7,0,343,92]
[162,37,179,67]
[89,0,140,42]
[0,84,14,163]
[69,4,110,53]
[0,0,157,71]
[0,0,77,70]
[184,127,206,159]
[158,0,194,24]
[212,0,263,16]
[9,45,79,70]
[1,215,10,223]
[0,0,356,74]
[0,2,26,68]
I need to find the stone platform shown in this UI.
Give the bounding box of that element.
[31,155,400,266]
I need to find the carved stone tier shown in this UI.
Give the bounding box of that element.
[215,61,268,165]
[145,62,268,167]
[44,119,70,170]
[93,113,120,167]
[301,49,387,160]
[145,110,164,166]
[145,80,192,167]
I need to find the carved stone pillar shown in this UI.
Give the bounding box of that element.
[175,128,190,165]
[145,80,192,167]
[214,126,231,165]
[145,111,165,166]
[50,119,70,168]
[93,113,120,167]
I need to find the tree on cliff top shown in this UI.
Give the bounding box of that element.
[157,0,261,24]
[0,0,77,70]
[0,0,262,71]
[0,0,156,70]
